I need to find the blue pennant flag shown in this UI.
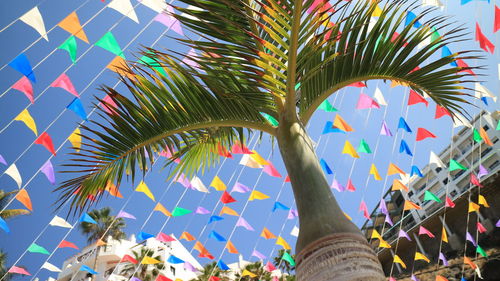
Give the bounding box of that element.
[217,260,230,270]
[461,0,489,5]
[0,217,10,233]
[399,139,413,156]
[208,215,224,224]
[322,121,346,134]
[137,231,155,241]
[272,201,290,212]
[461,278,468,281]
[9,53,36,83]
[411,165,423,177]
[67,98,88,120]
[441,46,458,67]
[480,97,488,106]
[79,213,97,224]
[208,230,226,242]
[320,159,333,174]
[80,265,98,275]
[397,117,412,133]
[405,11,422,28]
[167,255,185,264]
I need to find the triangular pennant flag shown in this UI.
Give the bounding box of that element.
[20,7,48,40]
[359,200,370,219]
[466,232,477,246]
[9,266,31,275]
[100,95,118,115]
[441,227,448,243]
[476,245,487,257]
[226,241,238,254]
[95,32,125,58]
[371,229,382,239]
[42,262,62,273]
[167,255,184,264]
[435,105,451,119]
[408,90,428,106]
[190,176,209,193]
[108,0,139,23]
[399,229,411,241]
[5,164,22,188]
[263,162,282,177]
[388,163,405,175]
[475,82,497,102]
[220,191,236,204]
[241,269,257,278]
[249,190,269,201]
[393,255,406,269]
[217,260,229,270]
[106,56,134,79]
[379,199,388,215]
[356,93,380,109]
[135,181,155,201]
[424,191,442,203]
[210,176,227,191]
[137,231,155,241]
[172,207,192,216]
[318,99,338,112]
[58,36,78,63]
[320,159,333,174]
[249,150,269,165]
[105,181,123,198]
[373,88,387,106]
[418,226,435,238]
[51,74,79,97]
[11,77,34,103]
[392,179,409,192]
[445,196,455,208]
[59,240,79,249]
[403,200,421,210]
[331,179,345,192]
[411,166,423,177]
[236,217,254,231]
[9,53,36,83]
[116,210,136,219]
[477,222,487,233]
[196,206,210,215]
[208,230,226,242]
[67,98,87,120]
[416,128,436,141]
[272,201,290,212]
[436,275,449,281]
[252,250,266,259]
[35,132,56,155]
[68,128,81,152]
[120,254,138,264]
[15,189,32,211]
[348,82,366,87]
[342,140,359,158]
[219,206,238,216]
[28,243,50,255]
[479,128,493,146]
[380,121,393,136]
[469,202,480,213]
[333,114,354,132]
[357,139,372,154]
[79,213,97,224]
[282,251,295,266]
[261,227,277,239]
[14,109,37,135]
[475,23,495,54]
[346,179,356,192]
[49,216,72,228]
[378,239,391,248]
[156,233,176,243]
[231,182,250,193]
[429,151,445,168]
[385,214,394,226]
[153,6,183,35]
[478,195,489,207]
[142,256,161,264]
[58,12,88,43]
[288,208,298,219]
[290,226,299,237]
[415,252,430,263]
[239,154,263,168]
[231,142,252,155]
[398,117,412,133]
[399,139,413,156]
[179,231,195,241]
[478,164,489,178]
[449,159,467,171]
[322,121,346,134]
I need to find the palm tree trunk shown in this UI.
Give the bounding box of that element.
[90,246,100,281]
[276,117,385,281]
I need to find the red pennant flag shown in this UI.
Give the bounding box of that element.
[495,6,500,33]
[120,254,138,264]
[35,132,56,155]
[157,232,176,242]
[217,144,233,158]
[156,275,173,281]
[445,196,455,208]
[391,32,408,47]
[470,173,483,188]
[346,179,356,192]
[408,90,428,107]
[199,252,215,259]
[416,128,436,141]
[59,240,79,249]
[348,82,366,87]
[435,105,451,119]
[209,277,221,281]
[477,222,487,233]
[475,23,495,54]
[284,175,291,182]
[231,142,253,154]
[456,59,476,76]
[220,191,236,204]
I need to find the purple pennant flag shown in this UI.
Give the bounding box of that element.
[496,219,500,227]
[41,160,55,185]
[116,210,136,220]
[251,249,266,260]
[231,182,251,193]
[153,6,184,36]
[195,206,210,215]
[184,261,196,272]
[439,252,449,266]
[130,277,142,281]
[176,173,193,189]
[466,232,477,246]
[288,209,298,219]
[411,274,419,281]
[380,121,393,136]
[0,154,6,165]
[385,214,394,226]
[236,217,254,231]
[182,48,199,69]
[478,164,489,179]
[398,229,411,241]
[379,199,388,215]
[331,179,345,192]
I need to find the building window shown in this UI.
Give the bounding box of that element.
[482,125,489,131]
[170,266,176,276]
[490,160,499,170]
[408,191,413,197]
[442,178,448,185]
[453,170,466,181]
[481,147,492,158]
[450,190,457,197]
[435,167,442,173]
[417,184,426,192]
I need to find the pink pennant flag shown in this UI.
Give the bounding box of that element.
[263,161,282,178]
[195,206,210,215]
[176,173,193,189]
[12,77,34,103]
[157,232,176,242]
[231,142,253,154]
[264,261,276,272]
[380,121,393,136]
[477,222,487,233]
[288,209,298,219]
[418,226,435,238]
[236,217,254,231]
[101,95,118,115]
[160,146,180,163]
[40,160,55,184]
[398,229,411,241]
[346,179,356,192]
[50,73,78,97]
[359,200,370,219]
[9,266,31,275]
[389,277,397,281]
[153,6,184,36]
[182,48,199,68]
[331,179,345,192]
[231,182,250,193]
[470,173,483,187]
[356,93,380,109]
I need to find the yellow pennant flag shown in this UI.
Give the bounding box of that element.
[344,212,352,221]
[393,255,406,269]
[241,270,257,278]
[369,164,382,180]
[478,195,489,207]
[276,236,291,250]
[14,109,37,135]
[68,128,81,152]
[220,206,239,216]
[333,114,354,132]
[250,150,269,165]
[378,239,391,248]
[342,140,359,158]
[154,203,171,217]
[372,4,383,17]
[141,256,161,265]
[210,176,227,191]
[414,252,430,263]
[226,241,238,254]
[249,190,269,201]
[135,181,155,201]
[371,229,382,240]
[441,227,448,243]
[403,200,421,210]
[391,179,409,192]
[107,56,135,80]
[391,80,409,88]
[96,239,107,246]
[468,202,480,213]
[387,163,404,175]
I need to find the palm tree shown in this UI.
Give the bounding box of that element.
[233,261,272,281]
[57,0,479,279]
[273,249,295,275]
[119,248,165,281]
[190,261,230,281]
[0,250,8,281]
[0,190,29,219]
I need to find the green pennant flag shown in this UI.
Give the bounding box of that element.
[295,82,301,91]
[95,32,125,58]
[476,245,487,258]
[473,128,482,143]
[139,55,167,77]
[58,36,77,64]
[429,27,440,51]
[449,159,467,171]
[261,113,279,126]
[28,243,50,255]
[318,100,338,112]
[357,139,372,154]
[282,251,295,267]
[423,190,442,203]
[172,207,192,217]
[496,120,500,130]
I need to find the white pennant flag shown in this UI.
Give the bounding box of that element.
[290,226,299,237]
[49,215,73,228]
[190,176,209,193]
[108,0,139,23]
[42,262,61,273]
[475,83,497,102]
[429,151,445,169]
[5,164,22,188]
[239,154,263,169]
[422,0,444,10]
[180,5,202,21]
[47,277,57,281]
[19,7,48,41]
[373,87,387,106]
[139,0,168,13]
[452,114,472,128]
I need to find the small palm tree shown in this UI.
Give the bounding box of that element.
[0,250,9,281]
[58,0,479,279]
[120,248,165,281]
[0,190,29,219]
[190,261,230,281]
[234,261,272,281]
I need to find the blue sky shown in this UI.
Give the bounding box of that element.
[0,0,498,280]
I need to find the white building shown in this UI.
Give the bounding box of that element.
[56,234,202,281]
[226,256,285,280]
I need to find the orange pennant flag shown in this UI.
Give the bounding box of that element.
[226,241,238,254]
[154,203,172,217]
[403,200,421,211]
[391,179,408,192]
[387,163,405,175]
[193,241,208,253]
[57,11,89,43]
[96,239,107,246]
[180,231,195,241]
[15,189,32,211]
[464,256,477,269]
[260,227,277,239]
[479,128,493,146]
[333,114,354,132]
[107,56,134,79]
[105,181,123,198]
[435,275,449,281]
[220,206,239,216]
